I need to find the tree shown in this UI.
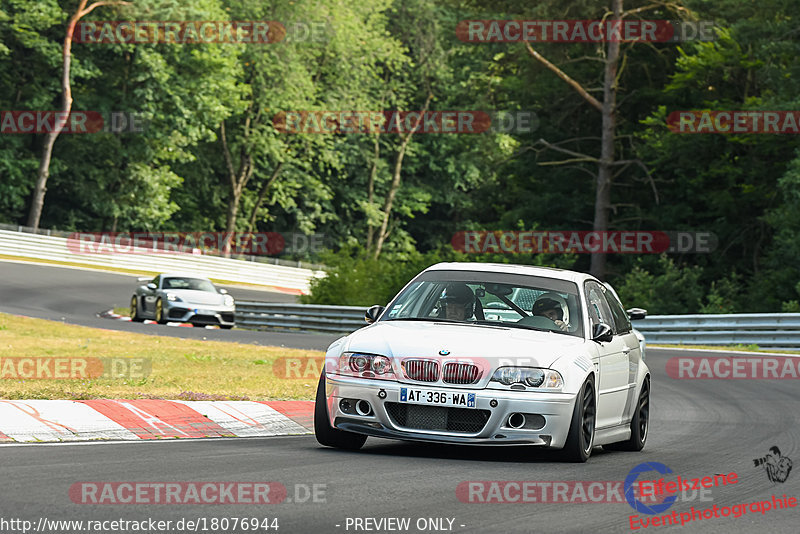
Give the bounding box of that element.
[522,0,690,278]
[27,0,130,230]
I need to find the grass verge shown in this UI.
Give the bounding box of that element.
[0,313,323,400]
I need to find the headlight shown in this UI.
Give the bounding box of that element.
[336,352,395,379]
[223,295,234,306]
[166,293,181,302]
[490,367,563,390]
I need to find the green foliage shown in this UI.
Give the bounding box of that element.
[2,0,800,312]
[301,246,458,306]
[616,256,705,315]
[699,275,742,314]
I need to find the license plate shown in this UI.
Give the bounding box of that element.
[194,309,214,315]
[399,388,476,409]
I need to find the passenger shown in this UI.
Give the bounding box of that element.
[532,297,570,331]
[438,283,476,321]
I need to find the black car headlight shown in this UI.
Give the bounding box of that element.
[490,367,563,390]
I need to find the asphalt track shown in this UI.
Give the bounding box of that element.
[0,260,340,350]
[1,261,799,533]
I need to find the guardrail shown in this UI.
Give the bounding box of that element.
[234,304,800,350]
[0,227,325,293]
[633,313,800,349]
[235,302,366,333]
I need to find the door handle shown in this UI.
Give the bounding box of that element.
[622,348,632,355]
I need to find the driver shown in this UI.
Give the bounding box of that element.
[532,297,570,331]
[438,283,476,321]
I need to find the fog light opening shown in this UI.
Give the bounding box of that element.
[355,400,373,416]
[507,412,526,429]
[339,399,352,413]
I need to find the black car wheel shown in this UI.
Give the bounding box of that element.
[155,298,167,325]
[130,296,144,322]
[561,376,596,462]
[314,373,367,450]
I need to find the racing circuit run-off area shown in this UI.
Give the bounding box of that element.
[3,0,800,533]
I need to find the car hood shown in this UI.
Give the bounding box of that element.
[165,290,227,306]
[343,320,584,369]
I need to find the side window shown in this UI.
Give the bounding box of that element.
[605,289,632,334]
[584,281,614,332]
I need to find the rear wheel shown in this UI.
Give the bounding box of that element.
[130,296,144,322]
[155,298,167,324]
[314,373,367,450]
[604,377,649,452]
[560,376,596,462]
[220,325,234,330]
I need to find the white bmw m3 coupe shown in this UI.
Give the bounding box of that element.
[315,262,649,462]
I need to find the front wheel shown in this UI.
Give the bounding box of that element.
[560,376,596,462]
[154,298,167,325]
[130,296,144,322]
[314,373,367,450]
[604,377,649,452]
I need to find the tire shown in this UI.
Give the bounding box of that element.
[604,377,649,452]
[560,376,596,462]
[314,373,367,450]
[130,296,144,322]
[154,298,167,325]
[220,325,234,330]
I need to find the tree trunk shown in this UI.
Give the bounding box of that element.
[247,162,284,233]
[365,133,380,252]
[590,0,622,280]
[220,119,254,257]
[27,0,130,230]
[373,94,432,259]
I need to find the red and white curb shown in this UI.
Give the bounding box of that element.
[98,310,197,327]
[0,399,313,443]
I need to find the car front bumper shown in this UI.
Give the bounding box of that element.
[325,374,577,448]
[163,302,235,326]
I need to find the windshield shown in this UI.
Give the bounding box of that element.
[382,270,583,337]
[162,277,217,292]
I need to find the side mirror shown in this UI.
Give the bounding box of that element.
[627,307,647,321]
[146,283,157,291]
[218,288,228,295]
[365,305,385,324]
[592,323,614,343]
